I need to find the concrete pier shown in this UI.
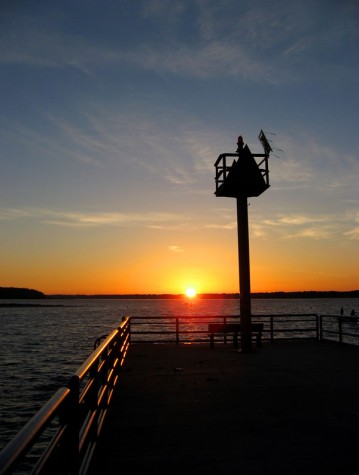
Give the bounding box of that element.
[89,341,359,474]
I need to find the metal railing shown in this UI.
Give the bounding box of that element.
[129,313,320,344]
[320,314,359,345]
[214,153,237,193]
[214,148,270,195]
[0,317,130,475]
[130,313,359,345]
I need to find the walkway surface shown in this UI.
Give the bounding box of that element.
[89,340,359,474]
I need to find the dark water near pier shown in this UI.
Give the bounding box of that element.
[0,297,358,450]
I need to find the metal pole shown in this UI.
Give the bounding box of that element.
[236,194,252,352]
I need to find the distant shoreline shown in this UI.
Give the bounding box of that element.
[45,290,359,300]
[0,303,66,308]
[1,287,358,302]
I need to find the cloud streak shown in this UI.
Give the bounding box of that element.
[0,207,183,228]
[0,31,276,83]
[1,0,358,89]
[253,211,357,241]
[268,133,359,196]
[0,3,295,84]
[46,108,222,188]
[168,245,185,253]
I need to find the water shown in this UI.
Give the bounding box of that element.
[0,297,358,450]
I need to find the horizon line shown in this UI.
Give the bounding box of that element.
[45,290,359,299]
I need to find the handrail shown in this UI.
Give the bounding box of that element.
[0,316,130,475]
[0,387,69,475]
[75,324,122,380]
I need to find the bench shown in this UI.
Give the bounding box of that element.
[208,323,264,349]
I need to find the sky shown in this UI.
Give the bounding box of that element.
[0,0,358,295]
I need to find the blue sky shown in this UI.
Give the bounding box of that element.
[1,0,358,294]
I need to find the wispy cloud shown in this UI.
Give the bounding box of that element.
[138,42,275,82]
[268,133,359,194]
[0,6,278,83]
[277,215,329,226]
[344,212,359,240]
[253,211,358,241]
[47,107,222,187]
[283,226,335,240]
[0,207,182,228]
[196,0,359,82]
[3,36,275,83]
[345,227,359,240]
[206,209,358,242]
[1,0,357,86]
[1,119,105,168]
[168,245,185,253]
[205,221,237,230]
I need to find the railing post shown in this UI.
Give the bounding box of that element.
[61,375,80,474]
[316,314,319,341]
[89,363,100,442]
[123,315,131,343]
[270,315,274,342]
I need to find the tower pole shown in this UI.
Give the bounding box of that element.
[236,193,252,352]
[214,131,271,352]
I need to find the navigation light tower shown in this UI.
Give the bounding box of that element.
[214,130,272,352]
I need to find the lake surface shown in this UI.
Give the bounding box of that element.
[0,297,358,450]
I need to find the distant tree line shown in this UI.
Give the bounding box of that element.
[0,287,45,299]
[3,288,357,300]
[47,290,359,299]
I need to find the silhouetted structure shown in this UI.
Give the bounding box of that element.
[214,131,271,352]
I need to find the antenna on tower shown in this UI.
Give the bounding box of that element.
[258,130,272,156]
[263,131,284,159]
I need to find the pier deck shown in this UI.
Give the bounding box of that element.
[89,341,359,474]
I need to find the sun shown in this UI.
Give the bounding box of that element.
[185,287,197,298]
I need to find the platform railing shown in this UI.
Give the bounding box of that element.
[129,313,359,345]
[129,313,321,344]
[0,317,130,475]
[214,153,237,194]
[320,314,359,345]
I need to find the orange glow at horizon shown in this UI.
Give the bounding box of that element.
[185,287,197,298]
[2,226,359,295]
